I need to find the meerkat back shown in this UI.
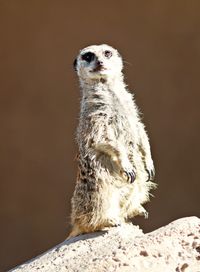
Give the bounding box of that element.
[68,44,156,238]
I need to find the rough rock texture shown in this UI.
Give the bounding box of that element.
[11,217,200,272]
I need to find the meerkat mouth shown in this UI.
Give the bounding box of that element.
[91,66,106,73]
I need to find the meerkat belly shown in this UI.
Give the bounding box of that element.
[96,99,137,139]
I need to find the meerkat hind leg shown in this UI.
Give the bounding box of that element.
[120,183,150,220]
[124,201,148,220]
[67,225,83,239]
[67,224,98,239]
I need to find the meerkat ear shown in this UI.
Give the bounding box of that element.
[73,58,77,71]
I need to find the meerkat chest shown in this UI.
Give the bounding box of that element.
[81,88,139,140]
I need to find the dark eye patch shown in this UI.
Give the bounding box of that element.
[81,52,95,63]
[104,50,112,58]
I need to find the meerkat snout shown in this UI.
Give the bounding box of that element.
[93,59,105,73]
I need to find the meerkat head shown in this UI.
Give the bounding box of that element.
[73,44,123,83]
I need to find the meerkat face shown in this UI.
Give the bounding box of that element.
[73,44,123,82]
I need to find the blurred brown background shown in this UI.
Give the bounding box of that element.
[0,0,200,271]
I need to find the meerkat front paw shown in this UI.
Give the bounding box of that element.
[121,164,136,183]
[120,158,136,183]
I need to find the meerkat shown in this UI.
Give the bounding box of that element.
[69,44,156,238]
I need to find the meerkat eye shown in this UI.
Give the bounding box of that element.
[104,50,112,58]
[81,52,95,63]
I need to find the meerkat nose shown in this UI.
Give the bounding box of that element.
[97,60,103,66]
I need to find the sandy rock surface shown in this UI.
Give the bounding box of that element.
[10,217,200,272]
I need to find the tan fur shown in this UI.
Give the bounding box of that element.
[68,44,156,238]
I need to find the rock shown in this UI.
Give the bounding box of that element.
[10,217,200,272]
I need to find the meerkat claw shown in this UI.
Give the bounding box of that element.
[144,211,149,219]
[146,169,155,182]
[146,170,151,182]
[114,223,121,227]
[124,170,136,183]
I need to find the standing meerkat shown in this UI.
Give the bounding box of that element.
[69,44,156,238]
